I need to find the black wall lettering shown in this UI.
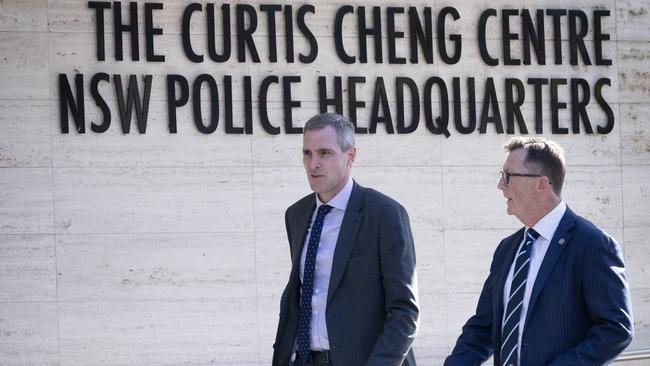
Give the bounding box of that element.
[283,76,302,133]
[424,77,450,137]
[438,7,461,64]
[192,74,219,134]
[90,72,111,133]
[144,3,164,62]
[550,78,569,134]
[479,77,504,133]
[166,74,189,134]
[88,1,111,61]
[59,73,85,134]
[114,74,152,134]
[259,76,281,135]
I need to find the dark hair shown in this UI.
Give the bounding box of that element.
[504,136,566,196]
[304,113,355,151]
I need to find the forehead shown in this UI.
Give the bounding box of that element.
[303,126,341,150]
[503,148,528,170]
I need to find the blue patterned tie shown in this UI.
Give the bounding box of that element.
[501,228,540,366]
[296,204,333,362]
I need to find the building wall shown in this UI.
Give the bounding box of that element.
[0,0,648,365]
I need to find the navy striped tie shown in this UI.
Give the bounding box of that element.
[501,228,540,366]
[296,204,333,362]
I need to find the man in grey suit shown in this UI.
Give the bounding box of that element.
[272,113,419,366]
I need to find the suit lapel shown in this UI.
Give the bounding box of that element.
[524,208,576,326]
[289,197,316,280]
[327,182,364,305]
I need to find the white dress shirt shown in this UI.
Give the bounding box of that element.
[299,176,353,351]
[502,200,566,361]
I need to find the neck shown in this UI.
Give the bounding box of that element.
[522,196,562,227]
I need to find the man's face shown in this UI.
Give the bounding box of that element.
[302,126,356,203]
[498,148,540,222]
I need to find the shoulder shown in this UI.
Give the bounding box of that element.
[569,211,620,254]
[285,193,314,217]
[359,185,408,214]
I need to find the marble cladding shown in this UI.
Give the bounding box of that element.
[0,302,59,366]
[0,32,49,100]
[58,298,259,365]
[56,232,256,301]
[0,168,54,234]
[52,166,254,234]
[1,0,649,364]
[623,165,650,228]
[0,100,52,168]
[0,235,56,302]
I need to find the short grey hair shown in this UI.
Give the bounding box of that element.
[304,113,356,151]
[504,136,566,196]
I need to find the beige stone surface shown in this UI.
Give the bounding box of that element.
[617,0,650,42]
[618,41,650,104]
[0,235,56,302]
[443,165,521,230]
[414,230,445,294]
[446,292,482,351]
[53,166,254,234]
[623,165,650,228]
[625,227,650,291]
[0,100,52,168]
[444,229,515,293]
[0,302,59,366]
[562,165,624,229]
[621,103,650,166]
[410,292,448,360]
[0,168,54,234]
[0,0,47,32]
[0,32,49,100]
[255,230,292,299]
[59,298,259,365]
[56,232,255,301]
[628,288,650,350]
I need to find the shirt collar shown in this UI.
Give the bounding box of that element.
[530,200,567,241]
[315,176,353,211]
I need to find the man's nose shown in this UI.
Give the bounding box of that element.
[497,176,506,190]
[309,156,320,170]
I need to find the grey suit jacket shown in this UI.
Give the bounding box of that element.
[272,181,419,366]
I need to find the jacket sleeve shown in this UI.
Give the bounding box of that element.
[365,203,420,366]
[443,241,505,366]
[549,235,634,365]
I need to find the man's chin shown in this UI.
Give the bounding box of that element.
[307,181,320,193]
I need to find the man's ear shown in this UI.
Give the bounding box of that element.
[538,176,551,191]
[347,147,357,164]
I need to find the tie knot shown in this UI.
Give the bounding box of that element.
[317,204,333,218]
[526,228,540,242]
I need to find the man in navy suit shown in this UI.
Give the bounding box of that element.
[445,137,633,366]
[272,113,419,366]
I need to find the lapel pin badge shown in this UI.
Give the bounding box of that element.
[558,238,566,245]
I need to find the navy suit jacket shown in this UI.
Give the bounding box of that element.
[445,207,633,366]
[272,182,419,366]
